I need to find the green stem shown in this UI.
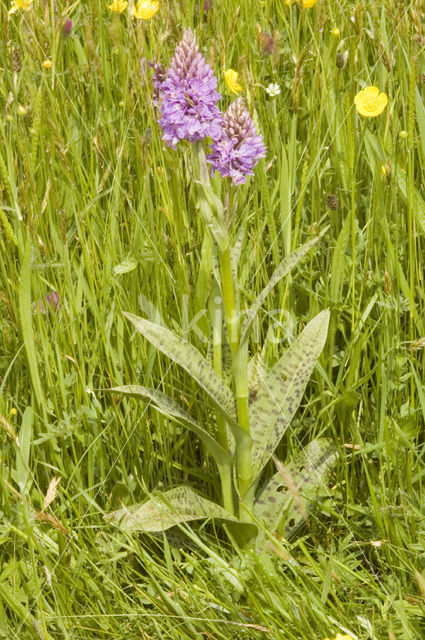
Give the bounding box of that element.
[407,54,416,340]
[347,92,356,332]
[194,142,253,519]
[218,246,238,354]
[211,282,234,515]
[407,54,416,406]
[217,245,253,519]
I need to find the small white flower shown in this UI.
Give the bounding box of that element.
[265,82,281,97]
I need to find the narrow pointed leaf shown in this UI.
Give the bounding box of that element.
[196,182,229,251]
[240,231,326,344]
[105,486,240,532]
[329,214,350,305]
[124,312,237,421]
[250,310,330,479]
[110,385,232,468]
[254,439,337,541]
[19,239,46,409]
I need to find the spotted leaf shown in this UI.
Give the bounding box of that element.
[240,232,326,344]
[248,352,268,402]
[249,310,330,479]
[105,486,240,532]
[124,312,237,422]
[254,438,337,544]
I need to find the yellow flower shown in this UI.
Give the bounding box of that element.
[132,0,159,19]
[324,635,355,640]
[354,86,388,117]
[331,26,340,36]
[302,0,317,7]
[224,69,242,94]
[9,0,33,13]
[108,0,128,12]
[42,59,52,69]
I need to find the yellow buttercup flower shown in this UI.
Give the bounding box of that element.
[224,69,242,94]
[9,0,33,13]
[354,86,388,117]
[42,59,52,69]
[132,0,159,19]
[302,0,317,7]
[324,634,355,640]
[108,0,128,12]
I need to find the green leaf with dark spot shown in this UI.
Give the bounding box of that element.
[249,310,330,479]
[110,385,232,469]
[105,486,241,532]
[123,312,237,421]
[240,232,326,344]
[248,353,268,402]
[254,439,337,546]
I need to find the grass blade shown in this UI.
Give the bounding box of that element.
[110,384,232,467]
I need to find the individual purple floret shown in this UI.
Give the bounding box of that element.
[207,97,266,185]
[158,28,223,149]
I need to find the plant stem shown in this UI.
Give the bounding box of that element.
[194,143,253,518]
[211,281,234,515]
[346,92,356,332]
[217,232,253,519]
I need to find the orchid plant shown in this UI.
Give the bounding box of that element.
[106,29,336,548]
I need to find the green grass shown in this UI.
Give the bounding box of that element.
[1,0,425,638]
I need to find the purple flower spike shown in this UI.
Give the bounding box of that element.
[207,98,266,185]
[62,19,73,39]
[33,291,59,314]
[158,28,223,149]
[46,291,59,310]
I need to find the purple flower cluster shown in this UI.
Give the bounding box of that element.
[154,29,265,183]
[33,291,59,314]
[158,28,223,149]
[207,98,266,185]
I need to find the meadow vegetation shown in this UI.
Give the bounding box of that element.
[1,0,425,638]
